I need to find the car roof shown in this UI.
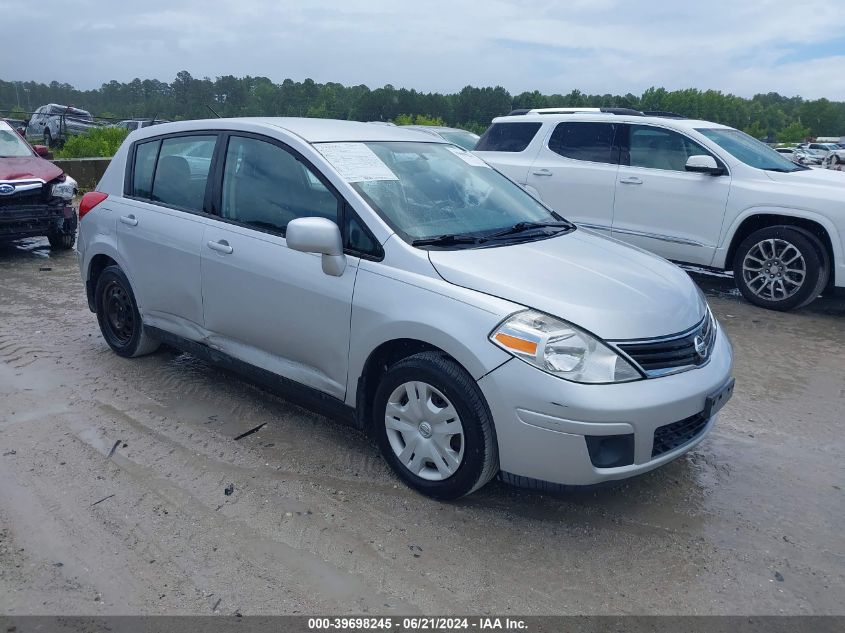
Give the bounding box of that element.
[404,125,477,134]
[489,112,733,131]
[134,117,448,144]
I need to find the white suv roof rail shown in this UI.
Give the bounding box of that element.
[505,107,648,117]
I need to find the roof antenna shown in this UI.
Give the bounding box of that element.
[206,104,222,118]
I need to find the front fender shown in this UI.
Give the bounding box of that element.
[345,264,517,408]
[715,206,843,278]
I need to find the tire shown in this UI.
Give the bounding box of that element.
[373,351,498,500]
[48,232,75,250]
[95,265,159,357]
[48,215,78,250]
[733,226,829,311]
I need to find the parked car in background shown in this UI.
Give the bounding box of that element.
[475,109,845,311]
[402,125,480,150]
[25,104,99,148]
[0,120,77,249]
[775,147,820,166]
[114,119,169,132]
[76,117,733,498]
[812,143,841,156]
[822,150,845,172]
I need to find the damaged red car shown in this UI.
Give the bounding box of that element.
[0,120,77,250]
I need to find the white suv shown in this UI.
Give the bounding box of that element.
[475,108,845,311]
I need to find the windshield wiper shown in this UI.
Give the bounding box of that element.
[484,220,573,240]
[411,234,485,247]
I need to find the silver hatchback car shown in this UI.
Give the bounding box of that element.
[77,118,734,499]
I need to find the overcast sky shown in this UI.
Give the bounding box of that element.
[3,0,845,100]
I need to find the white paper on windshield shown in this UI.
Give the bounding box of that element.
[317,143,399,182]
[444,145,490,168]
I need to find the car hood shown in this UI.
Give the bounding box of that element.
[764,167,845,187]
[428,229,705,340]
[0,156,63,182]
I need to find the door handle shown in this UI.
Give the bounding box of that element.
[119,214,138,226]
[619,176,643,185]
[207,239,233,254]
[532,168,553,176]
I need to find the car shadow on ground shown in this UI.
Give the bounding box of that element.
[684,267,845,316]
[0,236,58,261]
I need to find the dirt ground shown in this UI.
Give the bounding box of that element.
[0,236,843,616]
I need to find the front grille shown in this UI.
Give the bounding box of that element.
[652,412,709,457]
[0,183,44,209]
[615,313,715,377]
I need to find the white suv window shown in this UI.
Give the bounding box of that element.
[475,122,542,152]
[548,122,617,164]
[627,125,712,172]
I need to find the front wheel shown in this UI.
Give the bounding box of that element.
[733,226,829,311]
[48,216,77,250]
[95,265,160,357]
[373,352,498,499]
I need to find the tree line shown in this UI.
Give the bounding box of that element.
[2,71,844,142]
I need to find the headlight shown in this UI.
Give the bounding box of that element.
[490,310,642,384]
[50,175,77,201]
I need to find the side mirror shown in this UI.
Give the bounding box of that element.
[32,145,50,157]
[286,217,347,276]
[685,155,724,175]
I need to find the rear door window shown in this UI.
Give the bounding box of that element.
[547,122,618,164]
[150,136,217,212]
[475,122,542,152]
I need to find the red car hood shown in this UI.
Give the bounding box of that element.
[0,156,63,182]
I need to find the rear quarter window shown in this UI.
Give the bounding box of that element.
[131,140,161,199]
[475,122,542,152]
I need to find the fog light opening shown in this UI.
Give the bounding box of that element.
[585,434,635,468]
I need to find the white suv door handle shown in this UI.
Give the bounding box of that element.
[619,176,643,185]
[207,239,233,254]
[119,214,138,226]
[532,168,553,176]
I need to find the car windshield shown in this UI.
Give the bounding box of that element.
[437,130,480,150]
[696,128,806,172]
[317,141,567,246]
[0,126,33,157]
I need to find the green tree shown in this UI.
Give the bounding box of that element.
[777,121,811,143]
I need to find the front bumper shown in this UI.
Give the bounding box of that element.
[478,324,734,486]
[0,203,75,240]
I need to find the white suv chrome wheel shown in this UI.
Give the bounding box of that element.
[384,380,465,481]
[741,238,807,300]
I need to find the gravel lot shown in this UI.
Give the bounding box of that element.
[0,237,843,615]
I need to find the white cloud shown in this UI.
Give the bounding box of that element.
[2,0,844,100]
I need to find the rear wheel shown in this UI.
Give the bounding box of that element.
[733,226,828,311]
[95,265,159,357]
[373,352,498,499]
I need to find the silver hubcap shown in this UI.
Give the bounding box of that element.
[385,381,464,481]
[742,238,806,301]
